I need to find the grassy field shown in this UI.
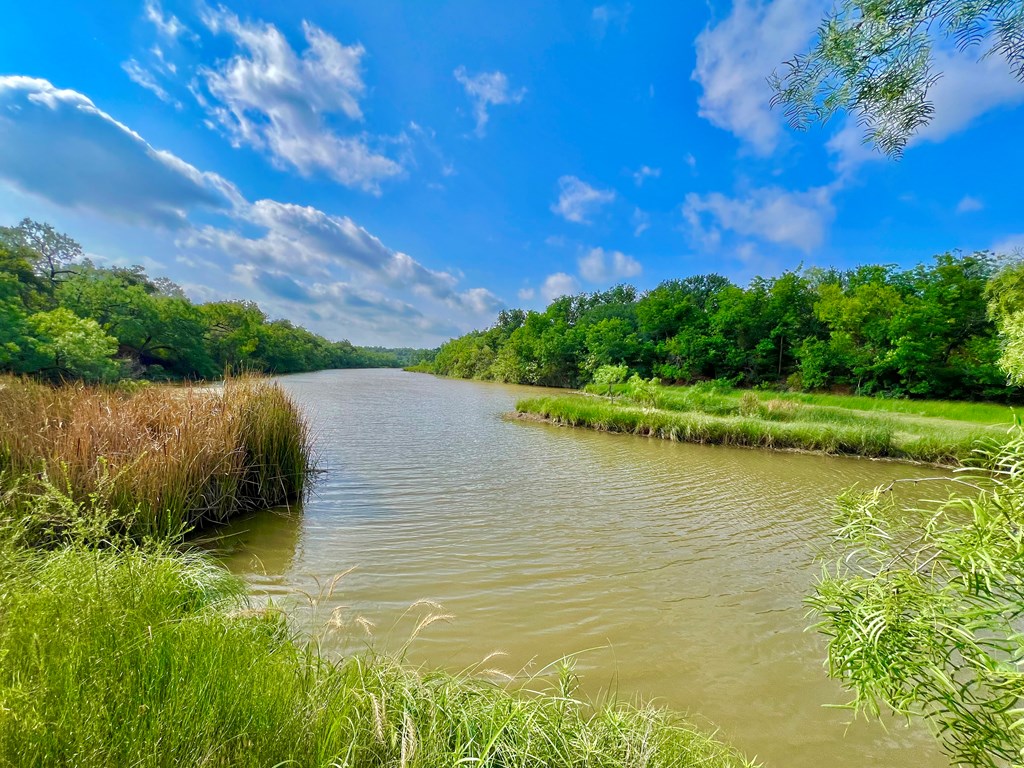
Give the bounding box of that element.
[0,375,312,540]
[0,523,751,768]
[516,383,1017,465]
[0,377,751,768]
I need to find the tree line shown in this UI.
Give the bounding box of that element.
[0,219,428,382]
[431,251,1023,401]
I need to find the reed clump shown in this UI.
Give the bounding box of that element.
[0,375,313,539]
[0,534,752,768]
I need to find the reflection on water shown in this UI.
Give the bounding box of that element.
[204,368,949,768]
[204,507,302,579]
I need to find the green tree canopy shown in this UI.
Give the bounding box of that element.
[26,308,120,382]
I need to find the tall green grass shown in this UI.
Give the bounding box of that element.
[518,391,1009,465]
[0,535,752,768]
[0,376,313,540]
[763,390,1018,425]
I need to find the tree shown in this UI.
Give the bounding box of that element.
[591,363,629,395]
[25,308,120,382]
[771,0,1024,156]
[0,218,83,288]
[200,301,268,373]
[987,260,1024,385]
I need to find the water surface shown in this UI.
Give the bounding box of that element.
[209,368,948,768]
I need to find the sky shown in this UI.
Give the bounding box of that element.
[0,1,1022,347]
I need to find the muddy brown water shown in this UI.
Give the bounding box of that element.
[206,368,949,768]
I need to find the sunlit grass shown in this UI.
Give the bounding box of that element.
[519,384,1013,465]
[0,534,753,768]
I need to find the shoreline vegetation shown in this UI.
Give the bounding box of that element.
[0,377,751,767]
[1,218,431,384]
[0,375,313,540]
[514,382,1015,466]
[420,257,1024,438]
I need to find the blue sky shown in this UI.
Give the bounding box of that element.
[1,1,1022,346]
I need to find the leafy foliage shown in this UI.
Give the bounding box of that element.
[0,219,427,381]
[771,0,1024,156]
[988,260,1024,385]
[810,429,1024,766]
[433,252,1020,402]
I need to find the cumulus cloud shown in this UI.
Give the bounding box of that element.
[578,247,642,283]
[196,7,402,192]
[225,265,462,341]
[0,75,498,345]
[518,287,536,301]
[184,199,503,316]
[917,51,1024,141]
[0,76,239,227]
[541,272,580,301]
[683,184,835,252]
[692,0,826,154]
[551,175,616,224]
[453,66,526,137]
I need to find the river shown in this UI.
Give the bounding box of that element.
[207,368,947,768]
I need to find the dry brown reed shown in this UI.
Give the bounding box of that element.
[0,375,313,539]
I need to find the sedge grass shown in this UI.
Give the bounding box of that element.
[0,534,752,768]
[0,375,313,540]
[518,391,1009,465]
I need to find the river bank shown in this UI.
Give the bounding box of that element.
[0,373,751,768]
[514,384,1013,465]
[204,369,949,768]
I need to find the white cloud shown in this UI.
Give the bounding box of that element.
[453,66,526,137]
[592,3,632,38]
[684,152,697,169]
[517,287,536,301]
[632,165,661,186]
[151,46,177,75]
[197,7,402,192]
[916,50,1024,143]
[0,76,239,228]
[683,184,835,252]
[551,175,616,224]
[631,207,650,236]
[0,75,499,345]
[956,195,984,214]
[185,199,500,314]
[541,272,580,301]
[578,247,641,283]
[144,0,192,40]
[829,48,1024,172]
[692,0,826,154]
[122,59,180,108]
[993,234,1024,256]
